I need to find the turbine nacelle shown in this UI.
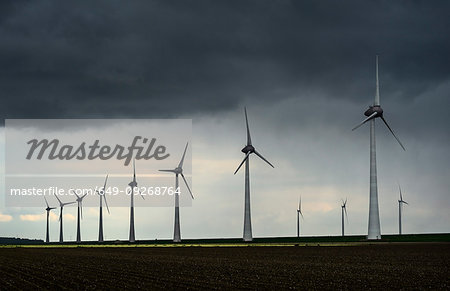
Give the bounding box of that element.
[364,105,383,118]
[241,145,255,154]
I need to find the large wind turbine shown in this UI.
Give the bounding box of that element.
[297,196,303,238]
[73,190,88,243]
[398,184,408,235]
[159,142,194,243]
[234,108,274,242]
[54,195,75,243]
[44,197,56,243]
[341,198,348,237]
[352,56,405,240]
[128,160,143,242]
[97,175,110,242]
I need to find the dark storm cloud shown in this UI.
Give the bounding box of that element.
[0,0,449,119]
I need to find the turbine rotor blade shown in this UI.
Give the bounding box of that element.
[178,142,189,168]
[103,193,110,214]
[244,107,252,146]
[159,169,177,173]
[80,202,83,219]
[55,194,62,205]
[399,184,403,201]
[44,196,49,208]
[71,190,80,199]
[352,112,377,131]
[380,116,406,151]
[254,150,274,168]
[181,173,194,199]
[375,55,380,106]
[103,174,109,193]
[234,152,251,175]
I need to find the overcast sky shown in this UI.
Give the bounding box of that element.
[1,0,449,241]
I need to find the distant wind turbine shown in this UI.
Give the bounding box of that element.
[54,195,75,243]
[159,142,194,242]
[352,55,406,240]
[44,197,56,243]
[297,196,303,238]
[73,190,88,243]
[128,160,144,242]
[398,184,408,235]
[234,107,274,242]
[97,175,110,242]
[341,198,348,237]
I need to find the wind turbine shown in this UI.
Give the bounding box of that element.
[234,107,274,242]
[341,198,348,237]
[352,55,406,240]
[159,142,194,243]
[54,195,75,243]
[97,175,110,242]
[297,196,303,238]
[128,160,143,242]
[72,190,88,243]
[398,184,408,235]
[44,197,56,243]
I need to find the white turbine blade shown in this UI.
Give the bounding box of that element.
[44,196,50,208]
[254,150,274,168]
[344,206,348,223]
[403,200,409,205]
[180,173,194,199]
[375,55,380,106]
[103,193,110,214]
[398,184,403,201]
[178,142,189,169]
[298,196,301,211]
[133,159,136,180]
[352,112,377,131]
[380,116,406,151]
[244,107,252,146]
[81,193,88,200]
[63,201,76,206]
[234,152,250,175]
[80,202,83,219]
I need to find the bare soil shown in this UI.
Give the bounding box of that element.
[0,243,448,290]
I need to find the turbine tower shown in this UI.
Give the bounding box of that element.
[341,198,348,237]
[352,55,406,240]
[128,160,143,242]
[398,184,408,235]
[159,142,194,243]
[44,197,56,243]
[73,190,88,243]
[54,195,75,243]
[297,196,303,238]
[234,107,274,242]
[97,175,110,242]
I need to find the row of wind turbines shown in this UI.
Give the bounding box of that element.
[295,184,409,238]
[43,55,406,243]
[44,143,193,243]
